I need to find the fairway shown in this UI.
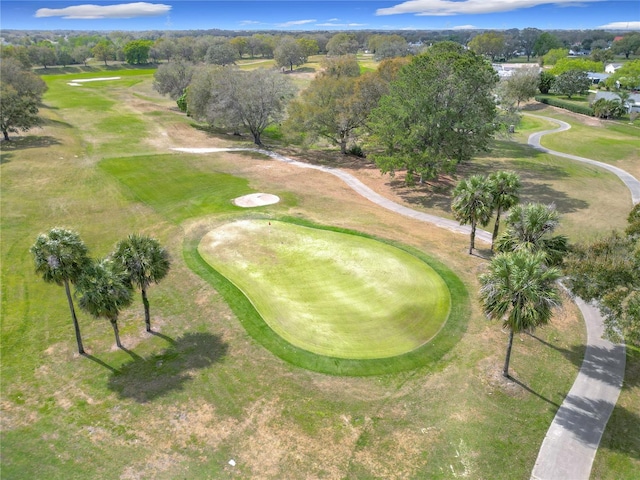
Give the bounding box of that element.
[198,220,451,359]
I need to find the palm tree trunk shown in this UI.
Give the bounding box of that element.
[492,207,502,251]
[503,329,514,378]
[141,288,151,332]
[64,279,84,354]
[110,317,123,349]
[469,221,476,255]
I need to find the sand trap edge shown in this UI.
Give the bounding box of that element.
[234,193,280,208]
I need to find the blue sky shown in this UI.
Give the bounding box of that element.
[1,1,639,31]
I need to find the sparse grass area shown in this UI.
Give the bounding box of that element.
[1,68,637,479]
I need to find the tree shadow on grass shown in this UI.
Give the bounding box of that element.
[553,395,639,459]
[529,334,633,388]
[0,136,62,151]
[508,375,561,408]
[107,332,228,403]
[520,181,589,214]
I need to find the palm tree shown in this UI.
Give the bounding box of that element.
[452,175,494,254]
[487,171,521,251]
[494,202,568,266]
[112,234,170,332]
[479,250,561,378]
[30,228,90,354]
[76,258,133,349]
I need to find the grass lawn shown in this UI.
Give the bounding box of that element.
[1,68,637,479]
[198,219,452,360]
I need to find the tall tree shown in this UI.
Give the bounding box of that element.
[187,67,295,145]
[520,28,541,62]
[112,234,171,333]
[533,32,563,57]
[30,228,90,354]
[611,33,640,59]
[326,33,359,56]
[153,59,194,100]
[123,39,153,65]
[494,203,568,267]
[285,71,385,154]
[205,40,238,66]
[552,69,590,99]
[480,250,561,378]
[487,171,521,251]
[369,42,498,185]
[274,36,305,71]
[92,40,115,66]
[76,258,133,349]
[452,175,494,255]
[499,67,540,108]
[468,31,506,61]
[0,58,47,141]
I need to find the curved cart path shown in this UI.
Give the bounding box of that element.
[173,118,632,479]
[526,114,640,205]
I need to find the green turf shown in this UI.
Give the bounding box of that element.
[99,154,253,223]
[198,219,450,359]
[186,217,469,375]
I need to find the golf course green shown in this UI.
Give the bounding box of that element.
[198,219,451,359]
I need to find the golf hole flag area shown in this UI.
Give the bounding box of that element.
[198,219,451,360]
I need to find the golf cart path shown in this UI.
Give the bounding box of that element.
[173,116,631,479]
[526,113,640,205]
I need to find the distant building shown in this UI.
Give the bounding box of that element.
[593,91,640,113]
[605,63,624,74]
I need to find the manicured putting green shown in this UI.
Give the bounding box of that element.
[198,220,451,359]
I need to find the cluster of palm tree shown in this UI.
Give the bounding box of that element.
[452,172,570,378]
[30,228,170,354]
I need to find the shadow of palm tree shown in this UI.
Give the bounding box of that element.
[529,334,633,388]
[107,332,228,403]
[553,395,639,459]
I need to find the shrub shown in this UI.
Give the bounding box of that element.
[347,144,366,157]
[535,95,594,116]
[592,98,627,119]
[539,71,555,94]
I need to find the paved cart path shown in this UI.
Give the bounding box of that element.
[174,115,633,479]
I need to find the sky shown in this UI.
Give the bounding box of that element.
[1,0,639,32]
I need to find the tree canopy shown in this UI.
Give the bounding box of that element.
[369,41,499,185]
[0,57,47,141]
[187,67,295,145]
[452,174,494,254]
[480,250,561,377]
[564,204,640,345]
[30,228,90,354]
[468,32,506,61]
[76,258,133,349]
[552,69,590,99]
[112,234,171,333]
[123,39,153,64]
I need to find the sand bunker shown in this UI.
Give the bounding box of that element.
[67,77,121,86]
[234,193,280,208]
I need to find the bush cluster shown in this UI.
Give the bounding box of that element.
[534,95,594,116]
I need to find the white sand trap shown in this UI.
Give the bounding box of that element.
[68,82,81,86]
[70,77,121,83]
[234,193,280,208]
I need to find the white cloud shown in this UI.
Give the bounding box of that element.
[35,2,171,20]
[276,19,316,27]
[376,0,602,17]
[315,22,368,27]
[240,20,262,25]
[451,24,478,30]
[597,21,640,30]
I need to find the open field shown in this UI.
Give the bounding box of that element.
[1,66,638,479]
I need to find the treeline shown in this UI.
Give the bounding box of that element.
[2,28,639,70]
